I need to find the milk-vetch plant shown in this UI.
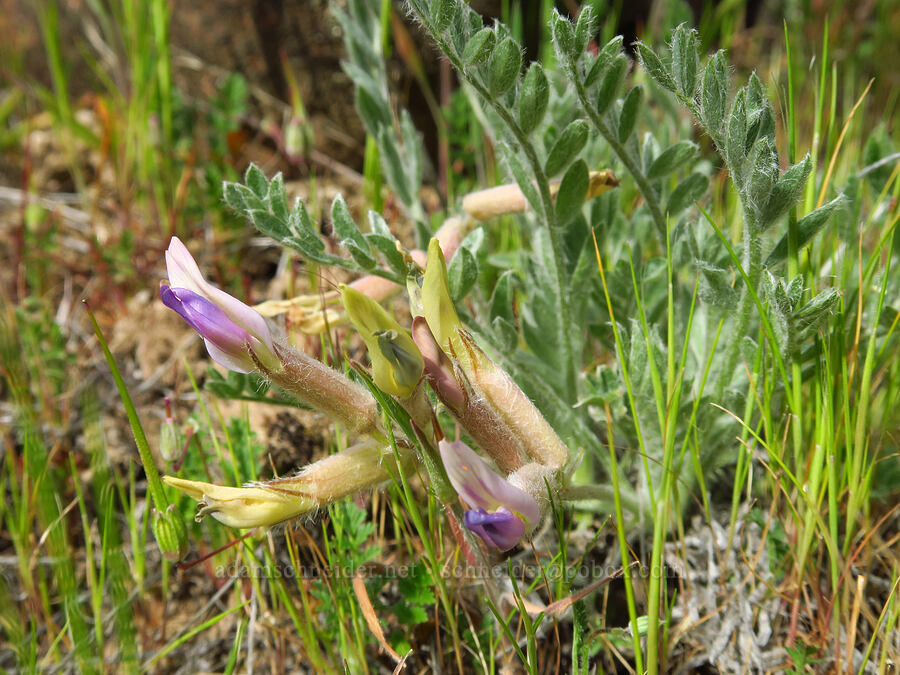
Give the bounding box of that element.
[156,2,869,672]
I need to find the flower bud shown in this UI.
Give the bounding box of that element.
[163,441,413,529]
[163,476,316,529]
[422,238,461,349]
[417,239,569,470]
[152,503,190,561]
[340,284,423,398]
[159,398,179,462]
[462,171,619,221]
[161,237,280,373]
[455,330,569,470]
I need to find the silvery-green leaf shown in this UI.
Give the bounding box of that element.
[766,194,847,266]
[748,139,779,228]
[550,9,576,60]
[367,210,393,238]
[463,27,495,66]
[596,54,628,115]
[618,86,643,144]
[332,195,375,269]
[667,173,709,215]
[355,86,390,137]
[642,133,661,174]
[490,269,518,325]
[760,154,812,228]
[794,288,841,337]
[492,316,518,352]
[545,119,589,177]
[283,204,342,265]
[518,62,549,134]
[223,181,250,213]
[366,233,406,274]
[245,164,269,199]
[555,159,589,225]
[786,275,804,309]
[636,42,676,92]
[502,143,542,214]
[745,73,776,147]
[448,245,478,301]
[488,37,522,96]
[671,24,700,99]
[377,127,414,208]
[432,0,455,31]
[574,5,597,57]
[700,51,729,141]
[267,173,289,223]
[698,262,738,310]
[648,140,698,180]
[726,89,748,174]
[250,209,289,242]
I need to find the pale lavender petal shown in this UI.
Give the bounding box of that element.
[204,339,255,373]
[464,508,525,550]
[164,236,209,294]
[161,285,248,348]
[164,237,274,350]
[161,284,258,372]
[439,439,539,524]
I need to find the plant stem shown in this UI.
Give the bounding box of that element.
[412,14,579,404]
[573,78,668,242]
[715,210,762,399]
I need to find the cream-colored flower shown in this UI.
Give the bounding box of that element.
[163,476,315,529]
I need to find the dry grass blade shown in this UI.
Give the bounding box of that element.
[352,571,403,665]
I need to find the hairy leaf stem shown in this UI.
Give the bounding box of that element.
[413,12,580,403]
[715,208,763,398]
[572,77,668,242]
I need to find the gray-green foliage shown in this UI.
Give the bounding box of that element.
[227,1,852,532]
[224,165,409,282]
[333,0,426,222]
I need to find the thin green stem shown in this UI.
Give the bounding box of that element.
[572,77,668,241]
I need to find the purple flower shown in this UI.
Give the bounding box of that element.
[161,237,280,373]
[439,439,539,551]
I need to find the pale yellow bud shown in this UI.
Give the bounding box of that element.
[164,441,414,529]
[163,476,315,529]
